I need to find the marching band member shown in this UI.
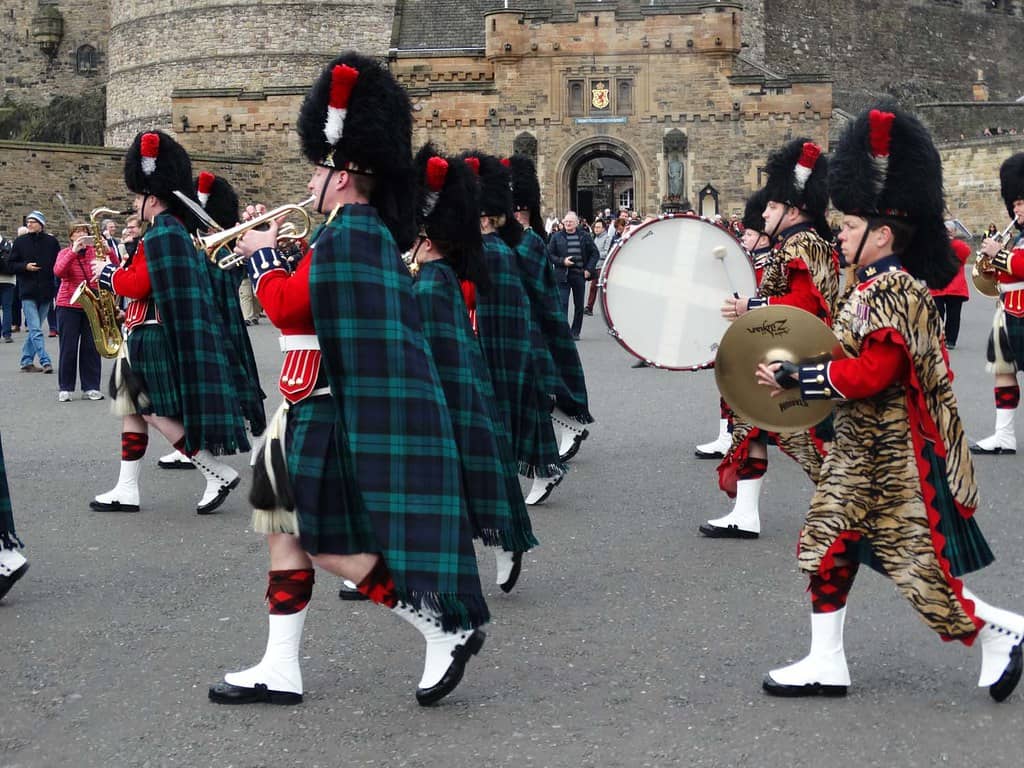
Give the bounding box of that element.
[411,144,537,592]
[0,433,28,601]
[701,139,838,539]
[759,106,1023,702]
[209,53,488,708]
[90,131,248,516]
[695,188,771,460]
[463,152,568,506]
[970,153,1024,456]
[193,171,266,440]
[507,154,595,462]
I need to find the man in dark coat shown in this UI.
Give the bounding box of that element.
[8,211,58,372]
[546,210,599,339]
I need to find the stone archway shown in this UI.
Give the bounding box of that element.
[555,137,645,220]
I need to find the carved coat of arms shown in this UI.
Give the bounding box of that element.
[592,82,610,110]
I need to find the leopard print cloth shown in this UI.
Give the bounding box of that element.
[798,270,980,639]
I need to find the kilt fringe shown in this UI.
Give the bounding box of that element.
[499,524,539,554]
[399,589,491,632]
[554,395,594,424]
[518,459,568,479]
[250,403,297,535]
[0,531,23,551]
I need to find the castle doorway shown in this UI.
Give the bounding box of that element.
[556,138,644,223]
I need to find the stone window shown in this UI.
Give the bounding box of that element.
[568,80,584,116]
[618,188,634,211]
[617,79,633,114]
[76,44,97,74]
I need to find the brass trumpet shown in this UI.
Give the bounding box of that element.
[197,196,315,270]
[972,218,1019,297]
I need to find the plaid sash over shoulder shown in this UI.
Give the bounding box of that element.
[308,204,488,631]
[144,213,250,455]
[206,252,267,437]
[477,233,565,479]
[414,261,537,553]
[0,433,22,551]
[516,228,593,423]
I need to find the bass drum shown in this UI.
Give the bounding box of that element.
[600,215,756,370]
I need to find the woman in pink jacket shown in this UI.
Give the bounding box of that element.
[53,222,104,402]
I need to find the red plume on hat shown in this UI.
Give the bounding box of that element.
[793,142,821,192]
[464,157,480,176]
[499,157,511,168]
[196,170,215,207]
[868,109,895,197]
[140,132,160,176]
[324,64,359,149]
[422,155,448,218]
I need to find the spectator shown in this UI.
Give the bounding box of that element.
[53,221,104,401]
[9,226,26,333]
[0,235,14,342]
[7,211,58,373]
[930,221,971,350]
[988,222,999,238]
[546,210,599,339]
[584,218,612,315]
[121,215,142,258]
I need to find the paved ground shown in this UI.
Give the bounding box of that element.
[2,287,1024,768]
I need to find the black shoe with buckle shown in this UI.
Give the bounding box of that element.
[208,681,302,705]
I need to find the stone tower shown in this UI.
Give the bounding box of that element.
[105,0,399,146]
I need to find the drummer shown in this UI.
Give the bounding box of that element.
[695,188,772,460]
[700,139,839,540]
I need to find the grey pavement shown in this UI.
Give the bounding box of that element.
[2,288,1024,768]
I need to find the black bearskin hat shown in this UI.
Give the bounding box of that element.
[460,151,522,248]
[508,154,546,236]
[829,105,956,289]
[124,130,195,220]
[195,171,239,231]
[1000,153,1024,218]
[414,143,489,291]
[296,52,415,250]
[763,137,829,218]
[741,187,769,233]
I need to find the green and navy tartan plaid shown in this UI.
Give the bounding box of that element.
[516,228,593,423]
[144,213,250,455]
[477,233,564,479]
[0,433,22,551]
[127,324,181,416]
[287,396,380,556]
[414,260,537,553]
[206,251,266,437]
[308,204,488,630]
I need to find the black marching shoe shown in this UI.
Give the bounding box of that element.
[0,560,29,601]
[415,630,486,707]
[208,681,302,705]
[338,579,368,601]
[698,522,759,539]
[498,550,523,594]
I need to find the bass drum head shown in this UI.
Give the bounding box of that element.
[600,215,756,370]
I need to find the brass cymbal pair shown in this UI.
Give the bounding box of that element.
[714,306,837,432]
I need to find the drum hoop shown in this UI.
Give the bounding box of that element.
[599,213,751,371]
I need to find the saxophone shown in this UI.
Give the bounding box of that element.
[71,207,129,359]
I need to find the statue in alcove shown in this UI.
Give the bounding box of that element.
[667,154,684,199]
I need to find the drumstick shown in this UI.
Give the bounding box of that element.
[712,245,728,260]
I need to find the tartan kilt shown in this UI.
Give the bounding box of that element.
[127,325,182,418]
[478,234,565,479]
[287,396,378,556]
[0,432,21,551]
[989,310,1024,371]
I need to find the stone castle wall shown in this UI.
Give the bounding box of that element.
[759,0,1024,111]
[394,5,830,217]
[941,135,1024,236]
[105,0,397,146]
[0,139,263,235]
[0,0,109,103]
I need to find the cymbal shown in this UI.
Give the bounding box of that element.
[715,306,837,432]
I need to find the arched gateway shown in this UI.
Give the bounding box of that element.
[555,137,645,221]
